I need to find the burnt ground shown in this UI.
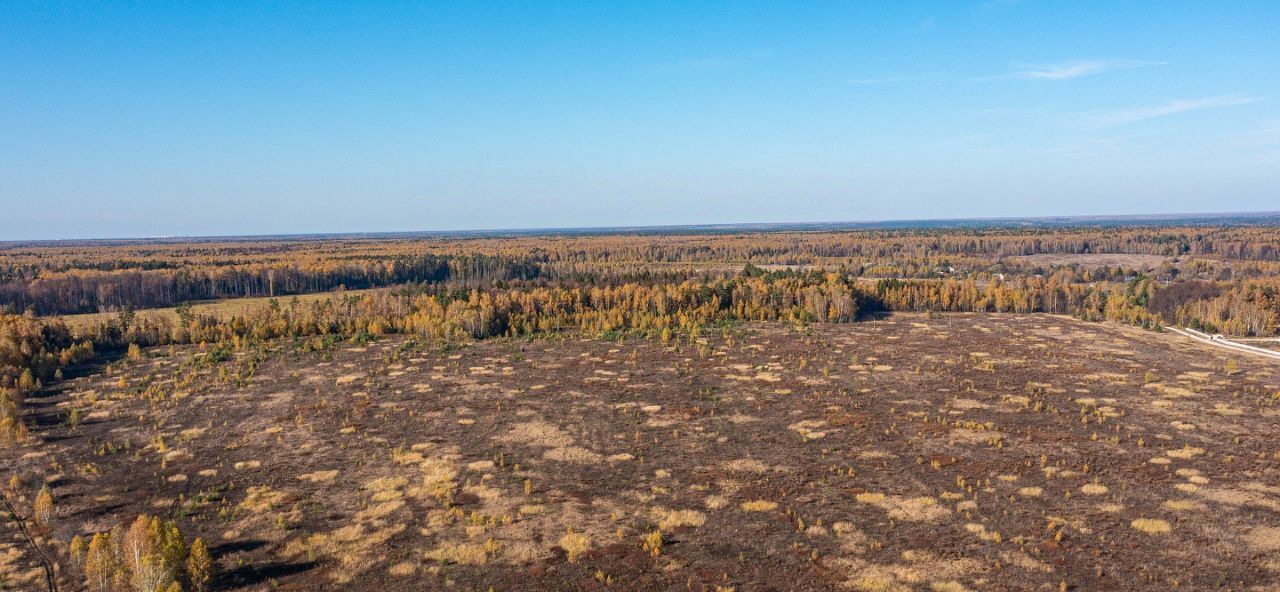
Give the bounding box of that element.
[4,313,1280,591]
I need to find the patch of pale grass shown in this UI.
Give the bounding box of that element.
[499,420,574,448]
[299,470,339,483]
[725,458,770,473]
[240,486,289,513]
[388,561,417,576]
[1244,526,1280,552]
[653,508,706,530]
[857,493,949,522]
[1130,518,1171,535]
[544,446,602,463]
[998,550,1053,573]
[888,497,948,522]
[559,530,591,562]
[741,500,778,512]
[788,419,828,440]
[420,457,457,488]
[1162,499,1201,512]
[1166,446,1205,460]
[357,500,405,521]
[964,523,1001,543]
[426,542,488,565]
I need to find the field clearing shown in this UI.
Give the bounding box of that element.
[5,314,1280,590]
[58,288,384,330]
[1008,253,1171,269]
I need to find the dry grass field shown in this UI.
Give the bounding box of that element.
[1007,254,1172,269]
[57,288,384,331]
[5,314,1280,591]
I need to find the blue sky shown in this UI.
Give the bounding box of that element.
[2,1,1278,240]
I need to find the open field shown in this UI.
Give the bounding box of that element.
[1007,254,1171,269]
[6,313,1279,591]
[57,289,384,331]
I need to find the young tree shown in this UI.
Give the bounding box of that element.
[32,484,53,530]
[83,532,118,592]
[187,538,213,592]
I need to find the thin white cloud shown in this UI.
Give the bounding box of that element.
[984,59,1164,81]
[1085,95,1259,128]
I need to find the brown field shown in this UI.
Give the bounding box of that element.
[6,314,1280,591]
[58,288,384,331]
[1008,253,1171,269]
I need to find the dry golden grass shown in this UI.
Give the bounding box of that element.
[653,508,706,530]
[559,529,591,562]
[426,542,490,565]
[1130,518,1172,535]
[59,288,382,330]
[1243,526,1280,552]
[298,470,339,483]
[857,493,949,522]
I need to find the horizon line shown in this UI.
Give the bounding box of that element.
[7,209,1280,246]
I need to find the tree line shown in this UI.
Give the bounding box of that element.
[0,254,540,315]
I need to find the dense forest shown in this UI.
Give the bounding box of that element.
[2,225,1278,336]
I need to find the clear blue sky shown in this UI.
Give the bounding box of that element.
[2,1,1278,240]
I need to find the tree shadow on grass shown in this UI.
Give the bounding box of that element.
[209,539,268,556]
[215,559,318,589]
